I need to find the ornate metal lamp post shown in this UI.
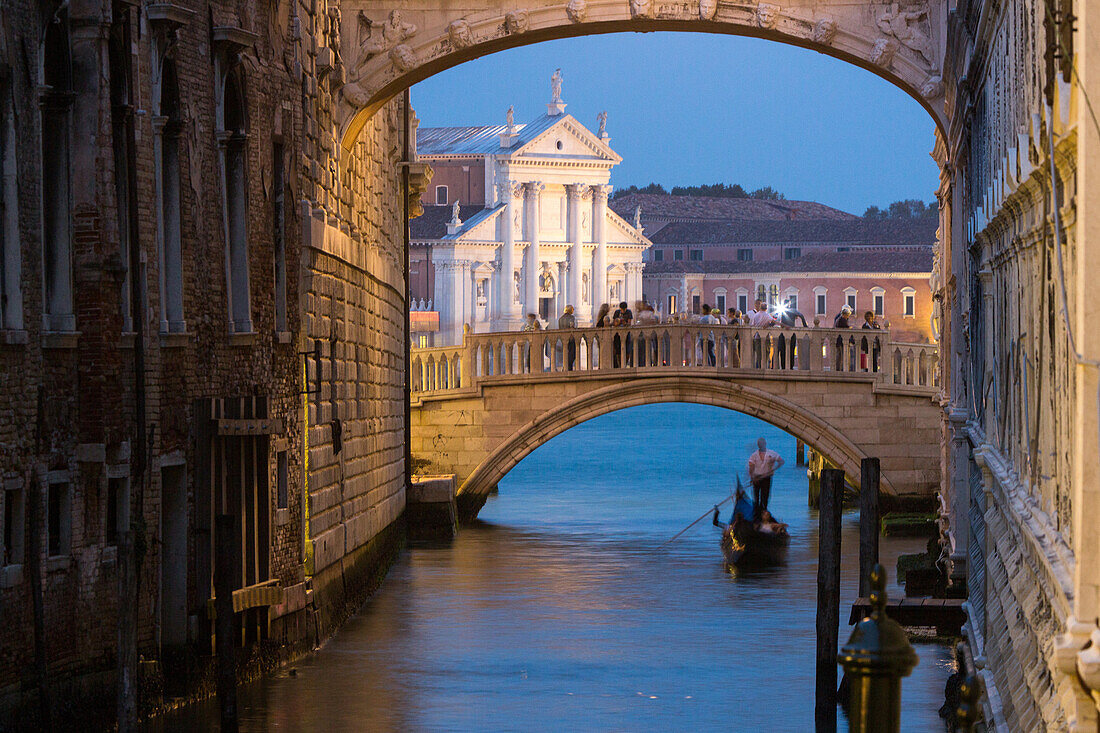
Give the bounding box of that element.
[837,564,919,733]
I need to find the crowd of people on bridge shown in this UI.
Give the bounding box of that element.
[517,298,886,371]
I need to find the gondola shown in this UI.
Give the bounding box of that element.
[720,522,790,566]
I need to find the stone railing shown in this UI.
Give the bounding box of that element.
[410,324,939,397]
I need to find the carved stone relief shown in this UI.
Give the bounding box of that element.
[699,0,718,21]
[921,75,944,99]
[876,6,934,68]
[567,0,588,22]
[812,18,837,45]
[630,0,654,20]
[360,9,417,64]
[505,10,530,34]
[390,44,417,72]
[754,3,780,29]
[448,19,474,49]
[870,38,899,68]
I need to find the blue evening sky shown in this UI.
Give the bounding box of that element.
[411,32,939,216]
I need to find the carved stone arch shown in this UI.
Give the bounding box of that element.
[337,1,947,151]
[455,376,895,518]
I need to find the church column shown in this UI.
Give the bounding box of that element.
[454,260,472,343]
[497,180,522,329]
[566,183,587,314]
[592,184,611,320]
[524,182,544,316]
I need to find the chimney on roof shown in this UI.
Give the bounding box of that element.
[547,68,566,116]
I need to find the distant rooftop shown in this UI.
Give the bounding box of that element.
[644,249,933,275]
[647,218,936,246]
[417,114,564,157]
[411,204,494,240]
[610,193,859,223]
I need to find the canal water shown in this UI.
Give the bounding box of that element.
[151,404,953,732]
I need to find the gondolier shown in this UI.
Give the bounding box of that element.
[747,437,784,518]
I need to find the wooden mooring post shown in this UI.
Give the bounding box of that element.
[859,458,881,597]
[796,439,806,466]
[215,514,239,733]
[816,468,844,732]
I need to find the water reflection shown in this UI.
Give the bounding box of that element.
[149,404,951,732]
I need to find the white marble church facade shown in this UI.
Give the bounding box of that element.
[412,76,650,345]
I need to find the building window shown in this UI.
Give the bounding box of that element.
[692,294,701,314]
[417,334,428,348]
[902,287,916,317]
[836,247,850,253]
[47,479,71,557]
[737,294,748,313]
[222,68,252,333]
[653,249,663,262]
[273,143,288,332]
[41,8,75,332]
[110,14,136,332]
[769,284,779,306]
[690,249,703,261]
[715,293,726,313]
[435,185,448,205]
[783,247,801,260]
[3,481,24,565]
[1,76,21,331]
[106,475,127,545]
[667,294,677,314]
[786,294,798,311]
[158,62,185,333]
[845,289,857,312]
[737,248,753,262]
[276,450,289,510]
[816,292,827,315]
[872,288,885,316]
[673,249,684,261]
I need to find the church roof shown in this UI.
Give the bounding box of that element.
[418,114,565,157]
[648,218,937,246]
[610,193,859,223]
[644,249,933,275]
[410,204,496,239]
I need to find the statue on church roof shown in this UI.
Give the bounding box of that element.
[633,205,642,230]
[506,105,514,128]
[451,199,462,225]
[551,68,563,104]
[597,111,607,137]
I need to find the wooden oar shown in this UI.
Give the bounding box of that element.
[660,495,734,548]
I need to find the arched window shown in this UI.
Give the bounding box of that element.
[1,71,21,330]
[110,12,135,331]
[41,8,74,332]
[221,67,252,333]
[158,61,185,333]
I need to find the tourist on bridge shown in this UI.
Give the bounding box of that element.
[595,303,612,328]
[861,310,882,372]
[558,305,577,370]
[775,299,808,370]
[612,301,633,368]
[699,304,718,366]
[748,437,784,517]
[833,305,853,329]
[748,300,776,367]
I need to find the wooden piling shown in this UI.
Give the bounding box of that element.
[816,468,844,733]
[796,439,806,466]
[215,514,239,733]
[859,458,881,598]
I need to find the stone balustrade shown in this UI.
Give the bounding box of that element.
[411,324,939,396]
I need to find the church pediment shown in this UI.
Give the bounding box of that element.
[445,204,505,241]
[511,115,621,163]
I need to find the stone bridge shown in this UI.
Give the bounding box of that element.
[410,324,942,518]
[337,0,948,151]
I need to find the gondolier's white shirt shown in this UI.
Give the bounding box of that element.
[748,449,781,481]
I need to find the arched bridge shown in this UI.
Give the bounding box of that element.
[410,324,942,519]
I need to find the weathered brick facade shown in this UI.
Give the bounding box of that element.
[0,0,409,726]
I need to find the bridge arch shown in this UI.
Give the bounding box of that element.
[339,2,947,150]
[455,376,894,519]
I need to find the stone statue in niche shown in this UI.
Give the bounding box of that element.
[551,68,563,103]
[362,9,417,60]
[505,10,529,34]
[754,3,779,29]
[514,271,522,302]
[582,272,590,303]
[630,0,654,19]
[597,110,607,136]
[581,211,590,231]
[812,18,838,45]
[448,19,473,50]
[876,6,934,67]
[567,0,588,23]
[699,0,718,21]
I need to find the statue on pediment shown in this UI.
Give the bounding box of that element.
[551,68,563,103]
